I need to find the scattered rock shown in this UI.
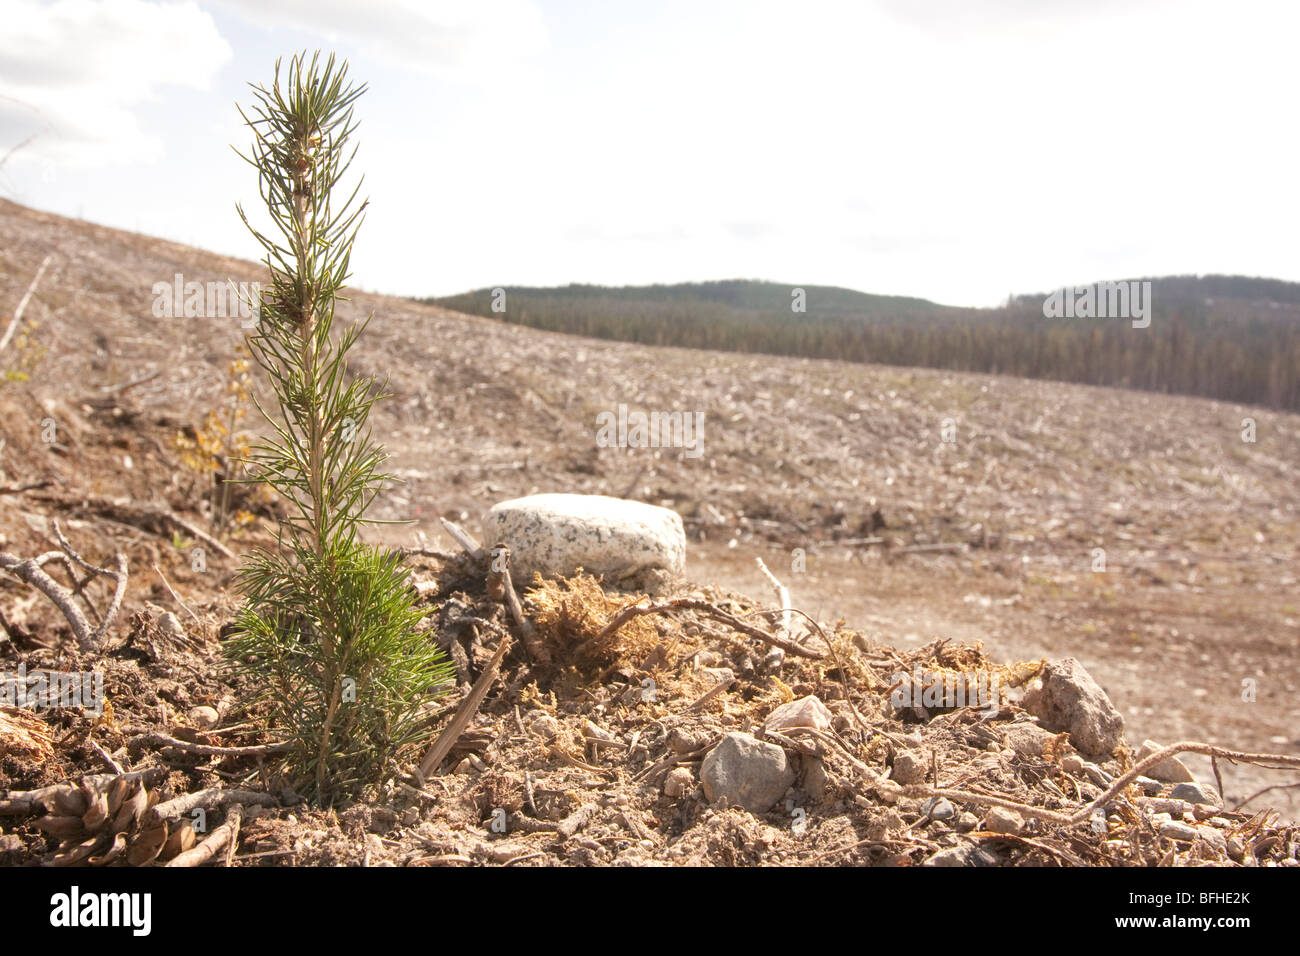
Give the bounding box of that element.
[1135,739,1196,783]
[764,695,833,735]
[481,494,686,595]
[486,842,527,864]
[923,842,1000,867]
[801,756,828,802]
[983,807,1024,835]
[1159,820,1199,843]
[700,732,796,814]
[1198,827,1228,855]
[1136,776,1163,796]
[923,797,956,821]
[1140,797,1193,816]
[666,727,709,754]
[1001,721,1055,757]
[525,710,559,740]
[1021,658,1125,758]
[188,705,219,729]
[955,811,980,832]
[664,767,695,798]
[0,833,22,863]
[1226,836,1245,862]
[1170,781,1221,807]
[1060,754,1085,774]
[158,612,187,641]
[891,749,928,785]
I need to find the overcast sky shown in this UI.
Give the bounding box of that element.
[2,0,1298,306]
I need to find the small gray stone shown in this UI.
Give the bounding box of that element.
[525,710,560,740]
[955,811,980,832]
[983,807,1024,835]
[1159,820,1199,842]
[700,732,795,814]
[1136,739,1197,783]
[1226,836,1245,862]
[923,843,1000,867]
[1136,776,1163,796]
[0,833,22,862]
[801,756,829,802]
[188,705,219,729]
[891,750,927,785]
[666,727,708,754]
[664,766,695,798]
[1170,781,1221,807]
[1198,827,1228,855]
[158,611,186,640]
[1021,658,1125,758]
[923,797,956,821]
[1002,722,1055,757]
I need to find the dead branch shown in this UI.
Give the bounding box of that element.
[840,738,1300,829]
[891,542,966,556]
[0,521,127,649]
[32,492,235,560]
[149,788,277,825]
[688,673,736,713]
[98,368,161,395]
[1076,741,1300,825]
[129,731,291,759]
[419,629,512,777]
[164,803,244,867]
[86,738,125,775]
[0,480,52,496]
[439,517,485,561]
[487,545,548,665]
[595,597,826,660]
[152,563,201,629]
[0,254,51,355]
[755,556,792,669]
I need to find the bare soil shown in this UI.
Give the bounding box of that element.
[1,198,1297,865]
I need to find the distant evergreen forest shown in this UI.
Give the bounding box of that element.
[423,276,1300,411]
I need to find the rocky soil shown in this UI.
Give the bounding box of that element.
[1,198,1298,865]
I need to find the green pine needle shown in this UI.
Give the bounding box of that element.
[226,51,453,803]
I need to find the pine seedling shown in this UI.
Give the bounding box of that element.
[226,52,453,802]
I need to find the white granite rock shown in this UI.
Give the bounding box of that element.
[482,494,685,594]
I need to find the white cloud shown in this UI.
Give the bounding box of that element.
[212,0,547,81]
[0,0,232,167]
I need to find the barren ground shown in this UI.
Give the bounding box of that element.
[1,198,1297,865]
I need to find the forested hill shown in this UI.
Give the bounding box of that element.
[424,276,1300,411]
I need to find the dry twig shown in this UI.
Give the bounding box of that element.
[0,254,51,355]
[419,627,512,777]
[0,520,127,649]
[595,597,825,660]
[165,804,244,867]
